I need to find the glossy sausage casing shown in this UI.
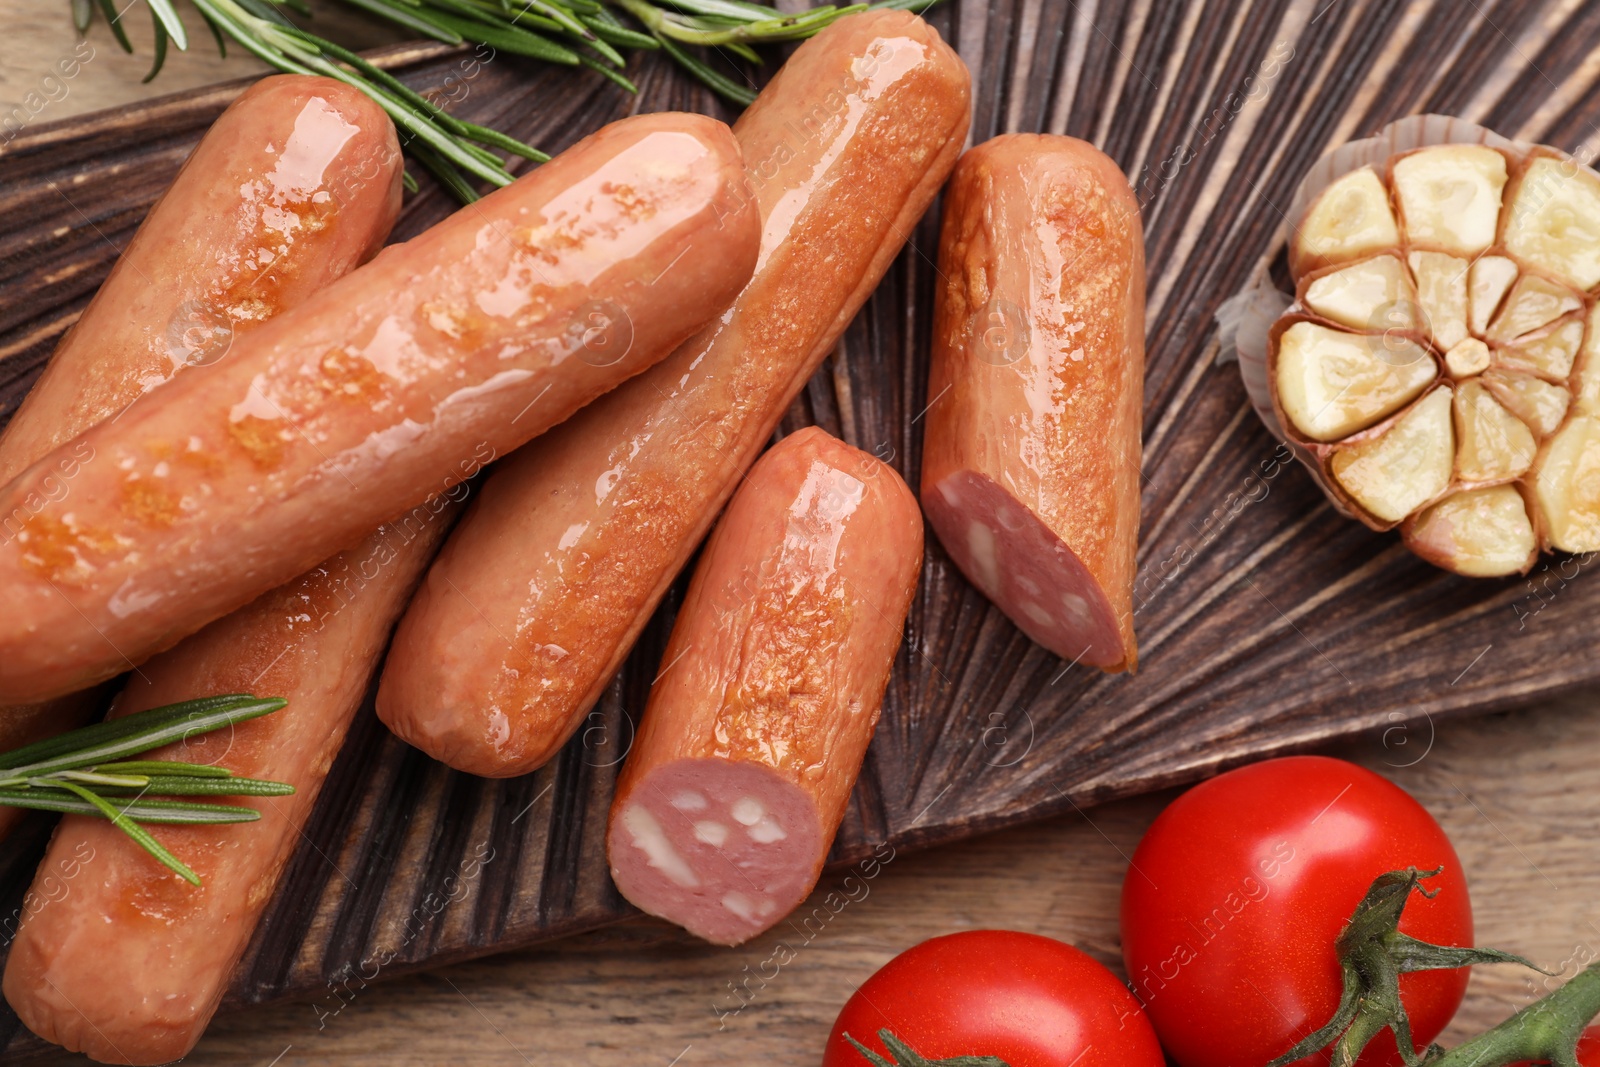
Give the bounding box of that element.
[606,427,923,946]
[0,112,759,704]
[0,74,402,837]
[377,10,971,776]
[0,74,402,484]
[1,494,459,1066]
[921,134,1145,671]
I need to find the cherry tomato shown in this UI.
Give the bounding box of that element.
[822,930,1163,1067]
[1119,756,1471,1067]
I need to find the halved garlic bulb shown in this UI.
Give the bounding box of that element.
[1269,133,1600,577]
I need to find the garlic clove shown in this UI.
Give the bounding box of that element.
[1303,255,1416,332]
[1468,255,1519,337]
[1329,387,1453,523]
[1444,338,1492,378]
[1497,317,1584,380]
[1453,379,1537,482]
[1574,306,1600,416]
[1481,368,1571,437]
[1392,145,1508,257]
[1407,251,1469,350]
[1484,274,1583,342]
[1294,167,1401,274]
[1406,486,1537,577]
[1276,321,1438,442]
[1503,156,1600,290]
[1534,414,1600,552]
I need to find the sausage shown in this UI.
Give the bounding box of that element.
[919,134,1145,672]
[605,427,922,945]
[0,74,402,482]
[0,695,105,843]
[375,10,971,776]
[0,74,403,835]
[0,111,759,704]
[2,493,460,1066]
[0,689,107,844]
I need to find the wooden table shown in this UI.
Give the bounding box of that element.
[6,4,1600,1064]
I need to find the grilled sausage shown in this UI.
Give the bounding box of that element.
[920,134,1145,672]
[376,10,970,776]
[2,494,459,1065]
[0,74,403,837]
[0,74,401,482]
[606,427,922,945]
[0,111,759,704]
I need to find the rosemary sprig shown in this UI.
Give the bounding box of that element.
[0,694,296,886]
[71,0,941,200]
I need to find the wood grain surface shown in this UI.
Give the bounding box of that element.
[3,1,1600,1064]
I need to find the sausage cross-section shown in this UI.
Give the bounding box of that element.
[606,427,923,945]
[377,10,971,776]
[0,74,403,838]
[920,134,1145,672]
[0,112,759,704]
[2,493,460,1066]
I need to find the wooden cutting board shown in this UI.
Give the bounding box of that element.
[4,0,1600,1059]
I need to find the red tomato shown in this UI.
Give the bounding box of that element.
[1119,756,1471,1067]
[822,930,1164,1067]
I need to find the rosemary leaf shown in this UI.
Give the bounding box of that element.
[652,28,757,105]
[93,760,235,778]
[0,695,287,779]
[202,11,230,57]
[146,0,191,50]
[87,776,297,798]
[54,781,202,885]
[406,137,483,201]
[93,0,133,53]
[581,15,659,51]
[424,10,582,63]
[528,0,615,54]
[0,790,264,824]
[420,0,564,35]
[654,0,790,22]
[53,770,152,788]
[578,51,640,92]
[451,119,551,162]
[144,19,171,83]
[721,38,760,63]
[331,0,468,42]
[0,694,285,777]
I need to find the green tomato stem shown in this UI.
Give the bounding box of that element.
[1266,869,1545,1067]
[845,1029,1011,1067]
[1427,963,1600,1067]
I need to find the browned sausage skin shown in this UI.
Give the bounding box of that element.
[376,10,971,777]
[606,427,922,945]
[0,75,402,481]
[0,112,759,704]
[2,495,459,1066]
[920,134,1145,672]
[0,75,403,838]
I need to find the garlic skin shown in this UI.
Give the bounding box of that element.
[1266,128,1600,578]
